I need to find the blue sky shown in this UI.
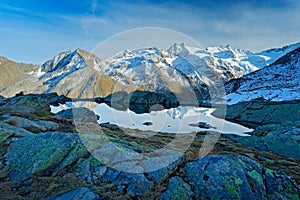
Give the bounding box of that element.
[0,0,299,63]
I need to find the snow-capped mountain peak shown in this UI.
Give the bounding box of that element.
[258,42,300,66]
[226,47,300,104]
[168,43,192,57]
[36,42,300,100]
[1,42,299,102]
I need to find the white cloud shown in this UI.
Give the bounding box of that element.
[1,1,299,63]
[69,1,299,52]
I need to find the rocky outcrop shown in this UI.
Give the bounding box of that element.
[57,107,99,123]
[0,93,299,199]
[227,124,300,160]
[215,99,300,128]
[125,90,180,114]
[101,90,180,114]
[1,114,58,133]
[213,99,300,160]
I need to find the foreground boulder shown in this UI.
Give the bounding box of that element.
[47,187,103,200]
[160,176,193,200]
[6,132,88,182]
[185,155,300,199]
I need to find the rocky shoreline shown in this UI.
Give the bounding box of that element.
[0,93,299,199]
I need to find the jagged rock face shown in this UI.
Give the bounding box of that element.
[226,47,300,104]
[38,49,119,99]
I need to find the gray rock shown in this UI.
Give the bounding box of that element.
[47,187,103,200]
[142,150,182,183]
[160,176,193,200]
[6,132,88,182]
[57,107,99,123]
[264,169,300,200]
[76,147,154,196]
[227,126,300,160]
[35,119,59,131]
[104,91,128,103]
[78,160,154,196]
[0,122,33,138]
[0,127,15,144]
[0,95,6,106]
[103,168,154,196]
[44,93,71,106]
[123,90,179,114]
[2,115,58,133]
[143,121,153,126]
[0,95,52,118]
[76,156,107,184]
[74,137,176,196]
[189,121,214,129]
[185,155,300,200]
[215,100,300,160]
[216,100,300,129]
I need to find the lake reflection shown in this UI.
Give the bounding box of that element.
[51,101,252,136]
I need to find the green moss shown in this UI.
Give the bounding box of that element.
[210,195,221,200]
[248,170,263,186]
[35,149,66,173]
[234,178,243,185]
[220,176,242,199]
[90,156,103,168]
[265,168,274,177]
[6,132,86,181]
[225,185,240,199]
[277,180,300,200]
[165,177,193,200]
[0,129,13,143]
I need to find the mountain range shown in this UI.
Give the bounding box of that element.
[1,42,299,104]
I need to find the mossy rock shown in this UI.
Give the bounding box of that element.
[160,176,193,200]
[0,128,14,143]
[228,126,300,160]
[6,132,89,182]
[1,95,52,118]
[185,155,300,199]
